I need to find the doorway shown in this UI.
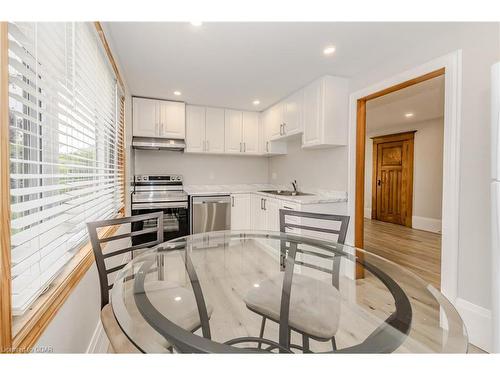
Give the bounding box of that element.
[354,69,445,288]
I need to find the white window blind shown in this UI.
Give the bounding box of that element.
[8,22,124,315]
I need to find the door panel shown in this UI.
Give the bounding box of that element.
[224,109,243,153]
[185,105,205,152]
[133,97,158,137]
[159,101,185,139]
[373,133,414,227]
[205,107,225,153]
[242,111,259,154]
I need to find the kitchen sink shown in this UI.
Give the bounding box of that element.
[259,190,313,196]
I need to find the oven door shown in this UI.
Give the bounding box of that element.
[131,201,189,246]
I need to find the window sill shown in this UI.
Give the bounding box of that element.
[11,216,123,352]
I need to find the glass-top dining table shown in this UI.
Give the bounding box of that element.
[110,230,468,353]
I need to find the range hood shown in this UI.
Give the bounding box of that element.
[132,136,185,151]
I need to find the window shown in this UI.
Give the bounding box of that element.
[6,22,124,328]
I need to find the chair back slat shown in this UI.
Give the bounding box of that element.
[279,209,350,289]
[87,211,164,309]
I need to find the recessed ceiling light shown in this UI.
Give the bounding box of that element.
[190,21,202,27]
[174,296,182,302]
[253,283,260,288]
[173,91,182,96]
[323,45,336,55]
[405,112,414,118]
[252,100,260,106]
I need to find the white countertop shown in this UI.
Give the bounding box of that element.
[183,184,347,205]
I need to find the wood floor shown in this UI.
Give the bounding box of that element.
[363,218,441,289]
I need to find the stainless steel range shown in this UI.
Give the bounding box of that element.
[131,174,189,245]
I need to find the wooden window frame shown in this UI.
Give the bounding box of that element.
[0,22,126,352]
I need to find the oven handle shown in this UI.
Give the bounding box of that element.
[132,202,188,210]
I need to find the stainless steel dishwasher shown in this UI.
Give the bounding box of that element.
[191,195,231,234]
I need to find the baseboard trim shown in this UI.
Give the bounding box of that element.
[412,215,442,233]
[364,207,371,219]
[455,298,492,352]
[86,320,109,353]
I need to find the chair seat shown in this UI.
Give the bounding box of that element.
[103,281,214,353]
[101,304,141,353]
[244,273,341,339]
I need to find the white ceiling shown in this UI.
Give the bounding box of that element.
[103,22,460,111]
[366,75,445,131]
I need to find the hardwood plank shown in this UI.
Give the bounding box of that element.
[363,218,441,289]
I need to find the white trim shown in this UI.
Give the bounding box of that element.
[86,320,109,353]
[347,50,462,305]
[364,207,371,219]
[455,298,492,352]
[412,216,442,233]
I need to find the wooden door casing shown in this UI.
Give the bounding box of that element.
[372,131,415,227]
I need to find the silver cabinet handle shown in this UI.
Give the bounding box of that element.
[239,142,242,152]
[266,141,269,153]
[244,142,246,152]
[283,123,286,134]
[231,196,234,207]
[263,198,266,210]
[279,124,282,135]
[260,198,263,210]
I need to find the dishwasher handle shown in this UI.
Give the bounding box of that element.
[192,195,231,205]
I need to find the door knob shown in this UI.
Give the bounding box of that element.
[377,179,382,186]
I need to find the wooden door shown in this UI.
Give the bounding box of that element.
[372,131,415,227]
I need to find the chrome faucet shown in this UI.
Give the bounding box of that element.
[291,180,298,194]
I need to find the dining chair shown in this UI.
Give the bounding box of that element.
[244,209,350,353]
[87,212,213,353]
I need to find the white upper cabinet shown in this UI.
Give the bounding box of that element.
[224,109,260,154]
[260,109,287,155]
[133,97,158,138]
[242,111,259,154]
[302,76,349,148]
[159,100,185,139]
[282,89,303,136]
[266,103,283,140]
[185,105,206,153]
[186,106,225,153]
[133,97,186,139]
[225,109,243,153]
[205,107,225,153]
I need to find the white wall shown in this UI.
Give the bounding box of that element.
[268,137,348,191]
[134,150,269,185]
[364,118,444,232]
[32,265,102,353]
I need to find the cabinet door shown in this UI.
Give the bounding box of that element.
[264,198,280,232]
[224,109,243,153]
[231,194,252,230]
[159,101,185,139]
[282,90,303,136]
[251,195,266,231]
[185,105,205,153]
[303,80,322,146]
[133,97,158,137]
[242,111,259,154]
[205,107,225,153]
[267,103,283,139]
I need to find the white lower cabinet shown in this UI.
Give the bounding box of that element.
[230,194,252,230]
